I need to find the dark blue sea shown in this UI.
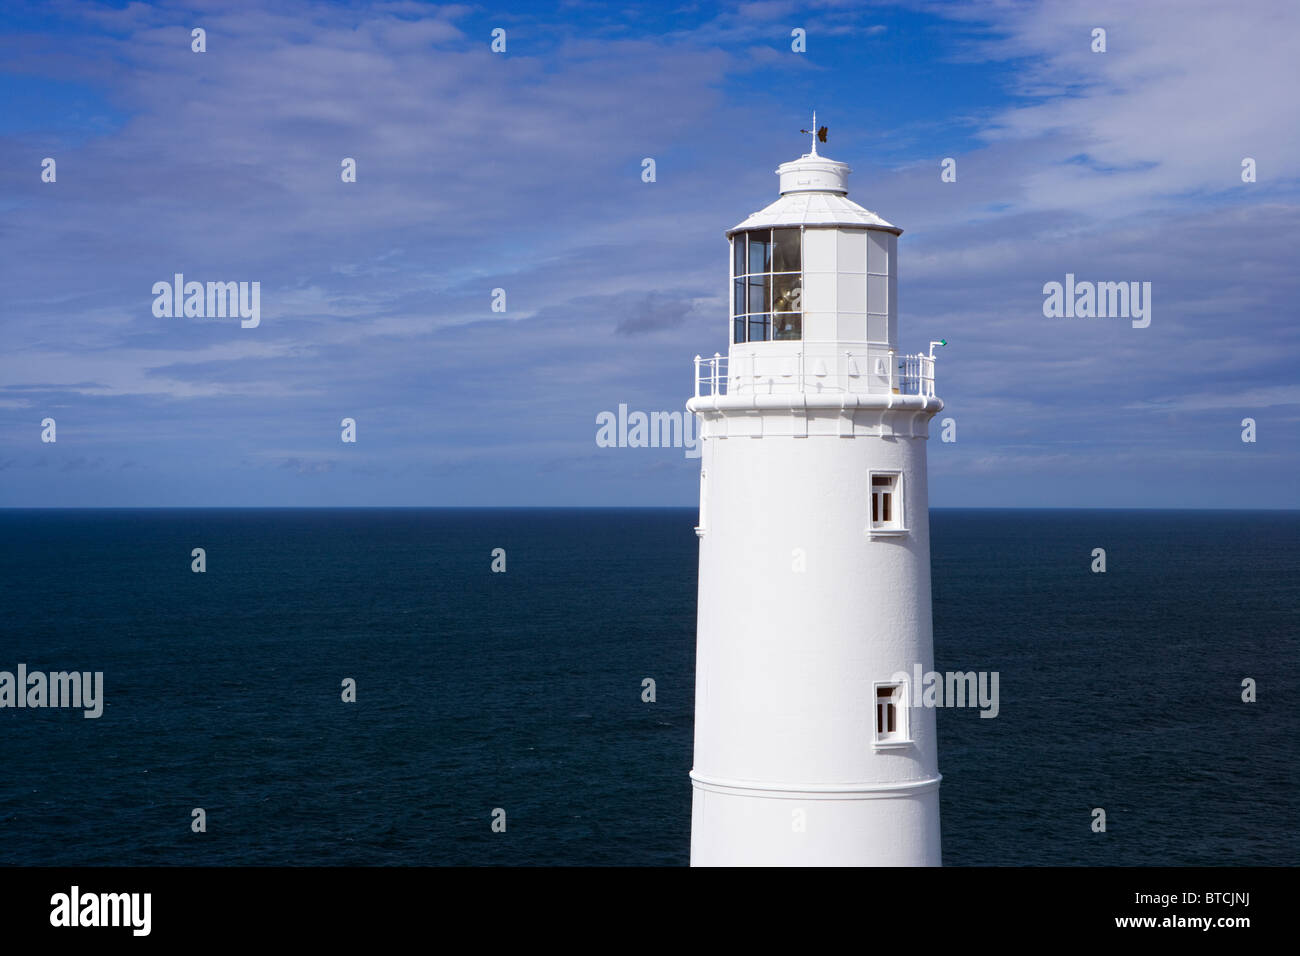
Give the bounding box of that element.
[0,508,1296,866]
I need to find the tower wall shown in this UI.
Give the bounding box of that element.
[689,406,941,866]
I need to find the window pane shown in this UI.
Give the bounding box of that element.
[773,312,801,340]
[734,278,745,317]
[748,313,769,342]
[733,237,745,278]
[773,273,801,314]
[734,316,746,343]
[882,493,891,523]
[748,276,768,313]
[748,232,770,273]
[773,228,800,273]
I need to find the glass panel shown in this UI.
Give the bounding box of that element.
[733,237,745,278]
[734,316,746,344]
[772,273,801,314]
[773,228,800,273]
[748,313,769,342]
[882,493,891,523]
[773,312,801,340]
[734,278,745,317]
[748,231,770,273]
[748,276,768,313]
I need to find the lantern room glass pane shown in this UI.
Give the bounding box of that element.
[734,316,746,343]
[748,313,770,342]
[748,276,768,313]
[733,238,745,279]
[772,272,801,313]
[733,278,745,317]
[773,228,800,273]
[773,312,801,340]
[747,232,770,273]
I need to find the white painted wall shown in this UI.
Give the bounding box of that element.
[688,410,941,866]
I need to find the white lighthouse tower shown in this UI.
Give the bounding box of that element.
[686,123,944,866]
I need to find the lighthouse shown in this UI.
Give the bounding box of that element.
[686,123,944,866]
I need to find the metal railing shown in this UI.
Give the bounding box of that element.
[897,352,936,397]
[694,353,728,397]
[693,348,936,398]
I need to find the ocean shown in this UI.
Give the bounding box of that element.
[0,508,1296,866]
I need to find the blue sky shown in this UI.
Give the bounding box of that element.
[1,0,1297,507]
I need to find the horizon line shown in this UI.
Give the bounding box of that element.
[0,505,1297,513]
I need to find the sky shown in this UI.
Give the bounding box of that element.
[1,0,1297,508]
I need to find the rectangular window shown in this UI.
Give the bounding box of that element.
[733,278,745,317]
[734,316,746,344]
[870,473,903,532]
[875,683,907,744]
[748,233,770,273]
[773,228,800,273]
[733,237,745,279]
[748,313,770,342]
[748,275,769,313]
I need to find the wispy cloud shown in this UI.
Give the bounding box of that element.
[0,0,1296,507]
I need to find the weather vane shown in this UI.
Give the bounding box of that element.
[800,110,828,154]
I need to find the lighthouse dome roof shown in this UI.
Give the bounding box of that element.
[726,150,900,237]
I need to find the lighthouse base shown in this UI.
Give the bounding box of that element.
[689,773,942,867]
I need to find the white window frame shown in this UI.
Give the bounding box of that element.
[867,470,907,537]
[872,680,911,749]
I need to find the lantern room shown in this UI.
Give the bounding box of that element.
[717,139,910,397]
